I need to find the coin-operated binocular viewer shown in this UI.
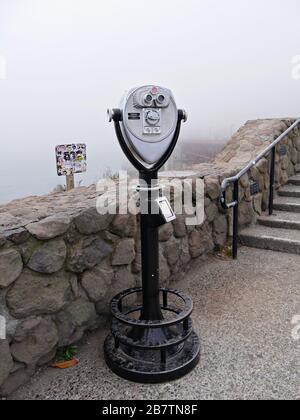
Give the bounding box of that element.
[105,86,200,383]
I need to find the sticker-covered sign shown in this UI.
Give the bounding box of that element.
[55,144,87,176]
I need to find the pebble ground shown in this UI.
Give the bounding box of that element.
[10,247,300,400]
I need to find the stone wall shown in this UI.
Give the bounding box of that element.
[1,118,300,396]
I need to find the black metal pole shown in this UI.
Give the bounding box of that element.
[269,147,276,216]
[232,180,239,260]
[139,170,163,321]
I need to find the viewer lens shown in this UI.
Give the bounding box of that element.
[145,94,153,104]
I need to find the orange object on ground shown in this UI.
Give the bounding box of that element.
[52,358,79,369]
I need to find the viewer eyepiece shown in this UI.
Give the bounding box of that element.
[144,94,153,104]
[157,94,165,104]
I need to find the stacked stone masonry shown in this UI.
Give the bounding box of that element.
[0,118,299,396]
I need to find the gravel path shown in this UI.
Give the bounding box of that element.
[10,247,300,400]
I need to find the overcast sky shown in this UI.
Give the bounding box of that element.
[0,0,300,203]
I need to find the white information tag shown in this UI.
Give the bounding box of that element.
[158,197,176,223]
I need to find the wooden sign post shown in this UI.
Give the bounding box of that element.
[66,174,75,191]
[55,144,87,191]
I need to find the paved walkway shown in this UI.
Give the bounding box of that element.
[10,247,300,400]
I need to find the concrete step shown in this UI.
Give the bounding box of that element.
[278,185,300,198]
[273,195,300,213]
[258,211,300,230]
[240,225,300,255]
[288,175,300,186]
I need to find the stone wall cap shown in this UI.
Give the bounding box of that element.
[159,170,202,179]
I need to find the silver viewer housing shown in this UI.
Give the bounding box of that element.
[117,85,179,168]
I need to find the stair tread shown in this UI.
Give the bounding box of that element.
[279,185,300,193]
[240,225,300,242]
[273,195,300,205]
[258,211,300,223]
[242,176,300,254]
[289,175,300,182]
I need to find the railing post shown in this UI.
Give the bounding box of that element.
[269,147,276,216]
[232,180,239,259]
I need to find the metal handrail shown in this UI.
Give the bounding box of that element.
[220,118,300,259]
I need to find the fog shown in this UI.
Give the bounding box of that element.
[0,0,300,204]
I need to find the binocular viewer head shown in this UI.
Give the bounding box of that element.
[108,85,186,170]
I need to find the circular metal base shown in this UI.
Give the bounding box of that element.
[104,331,201,384]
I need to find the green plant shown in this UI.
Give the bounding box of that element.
[56,345,78,362]
[215,243,232,260]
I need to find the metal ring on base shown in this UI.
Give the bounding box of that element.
[111,287,193,327]
[104,331,200,384]
[104,287,201,383]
